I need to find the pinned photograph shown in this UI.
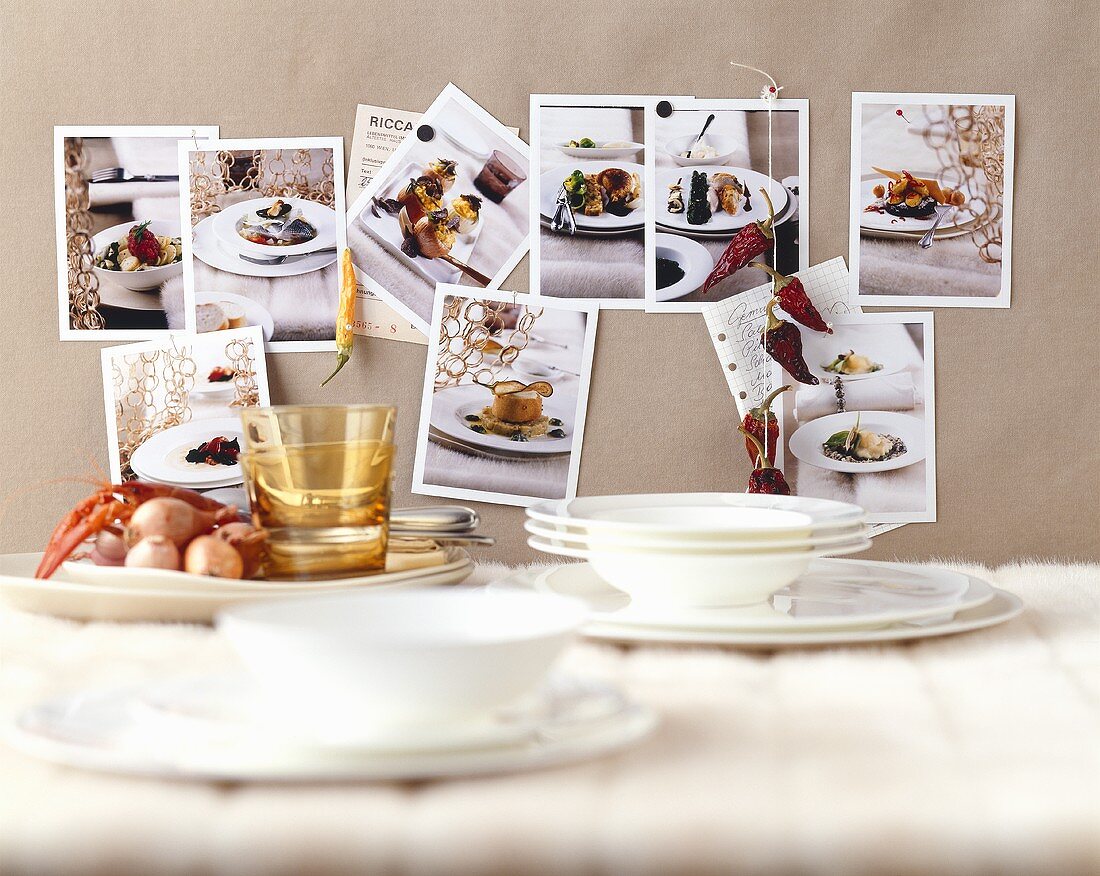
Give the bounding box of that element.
[530,95,649,307]
[413,287,597,507]
[850,93,1014,308]
[646,99,808,312]
[179,138,346,352]
[769,312,936,524]
[99,326,271,491]
[54,125,218,340]
[346,84,531,336]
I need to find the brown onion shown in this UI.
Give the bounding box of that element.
[94,529,129,563]
[125,535,182,570]
[126,498,221,548]
[184,535,243,579]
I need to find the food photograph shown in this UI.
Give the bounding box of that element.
[54,126,219,339]
[176,140,346,351]
[647,100,807,311]
[531,97,647,305]
[850,93,1014,307]
[347,84,531,336]
[771,313,936,524]
[414,287,597,506]
[99,326,270,489]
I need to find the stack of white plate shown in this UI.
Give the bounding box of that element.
[508,494,1022,647]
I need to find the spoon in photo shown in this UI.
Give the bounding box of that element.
[90,167,180,184]
[239,247,337,266]
[685,113,716,159]
[398,185,492,286]
[918,204,955,249]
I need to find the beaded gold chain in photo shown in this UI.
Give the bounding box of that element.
[63,138,104,331]
[435,296,543,390]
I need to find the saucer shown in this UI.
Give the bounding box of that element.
[9,674,655,782]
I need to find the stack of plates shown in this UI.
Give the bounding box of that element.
[508,494,1022,647]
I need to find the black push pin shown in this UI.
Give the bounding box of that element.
[656,101,673,118]
[416,124,435,142]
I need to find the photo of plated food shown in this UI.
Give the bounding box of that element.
[771,314,936,524]
[850,94,1014,308]
[532,99,649,305]
[179,140,345,351]
[414,288,597,507]
[348,84,530,336]
[100,326,271,488]
[648,101,807,310]
[56,127,218,339]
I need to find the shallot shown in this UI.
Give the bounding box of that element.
[125,535,182,570]
[125,497,229,549]
[184,535,243,579]
[90,529,128,566]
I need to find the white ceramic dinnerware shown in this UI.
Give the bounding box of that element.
[798,327,908,383]
[558,141,644,160]
[9,673,655,782]
[858,176,972,234]
[788,411,927,474]
[211,196,338,258]
[193,291,275,342]
[217,588,588,740]
[654,233,714,302]
[665,134,740,167]
[128,417,245,489]
[91,219,183,291]
[191,216,337,278]
[539,161,645,234]
[430,384,573,458]
[656,166,788,235]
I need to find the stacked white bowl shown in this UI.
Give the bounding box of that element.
[526,493,871,609]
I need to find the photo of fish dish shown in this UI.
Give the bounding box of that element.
[235,200,318,247]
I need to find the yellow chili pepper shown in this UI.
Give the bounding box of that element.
[321,248,356,387]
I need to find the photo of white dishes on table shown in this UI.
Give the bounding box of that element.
[505,493,1022,647]
[128,417,245,488]
[538,160,645,236]
[657,165,787,237]
[7,588,655,781]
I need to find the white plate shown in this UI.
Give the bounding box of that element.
[524,519,869,552]
[798,324,909,383]
[128,418,244,488]
[91,219,184,293]
[211,197,338,257]
[193,291,275,343]
[585,588,1023,648]
[355,160,485,286]
[789,411,927,474]
[858,176,970,233]
[556,142,644,160]
[192,214,337,278]
[8,674,654,782]
[430,384,574,457]
[528,534,873,564]
[664,134,742,167]
[539,161,644,233]
[0,551,473,624]
[654,233,713,302]
[528,494,866,536]
[655,184,797,242]
[656,166,788,236]
[489,559,993,633]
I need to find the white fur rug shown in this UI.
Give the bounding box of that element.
[1,560,1097,875]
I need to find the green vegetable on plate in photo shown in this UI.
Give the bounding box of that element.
[567,137,597,148]
[563,169,586,208]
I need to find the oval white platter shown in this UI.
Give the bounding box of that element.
[128,417,245,489]
[655,165,788,236]
[539,161,645,233]
[430,384,574,457]
[788,411,927,474]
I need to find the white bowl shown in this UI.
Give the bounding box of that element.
[217,589,586,733]
[665,134,741,167]
[91,219,183,292]
[527,536,872,608]
[211,196,338,258]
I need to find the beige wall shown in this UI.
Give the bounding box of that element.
[1,0,1097,564]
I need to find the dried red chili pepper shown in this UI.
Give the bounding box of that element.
[701,187,776,294]
[750,262,833,334]
[739,426,792,495]
[761,298,818,385]
[741,384,790,466]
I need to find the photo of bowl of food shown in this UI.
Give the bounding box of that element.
[556,137,644,160]
[653,233,713,302]
[539,161,644,234]
[798,324,908,383]
[211,196,338,258]
[664,134,741,167]
[128,417,246,488]
[91,219,184,292]
[788,411,926,474]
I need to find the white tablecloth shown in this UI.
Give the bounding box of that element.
[2,560,1097,876]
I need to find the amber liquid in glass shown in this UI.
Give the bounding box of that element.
[243,439,395,580]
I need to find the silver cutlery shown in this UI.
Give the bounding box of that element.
[515,360,580,379]
[238,247,337,266]
[918,205,954,249]
[550,184,577,235]
[90,167,179,184]
[686,113,716,158]
[390,506,480,533]
[389,532,496,547]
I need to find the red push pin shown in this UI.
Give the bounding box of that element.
[896,108,911,124]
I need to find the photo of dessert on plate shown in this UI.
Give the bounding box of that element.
[55,126,218,339]
[850,93,1014,308]
[533,98,647,305]
[414,288,598,507]
[347,84,530,337]
[100,325,271,487]
[771,314,936,525]
[648,101,806,310]
[179,139,346,351]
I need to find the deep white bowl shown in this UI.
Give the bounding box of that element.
[665,134,741,167]
[211,196,338,257]
[91,219,183,292]
[217,589,586,733]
